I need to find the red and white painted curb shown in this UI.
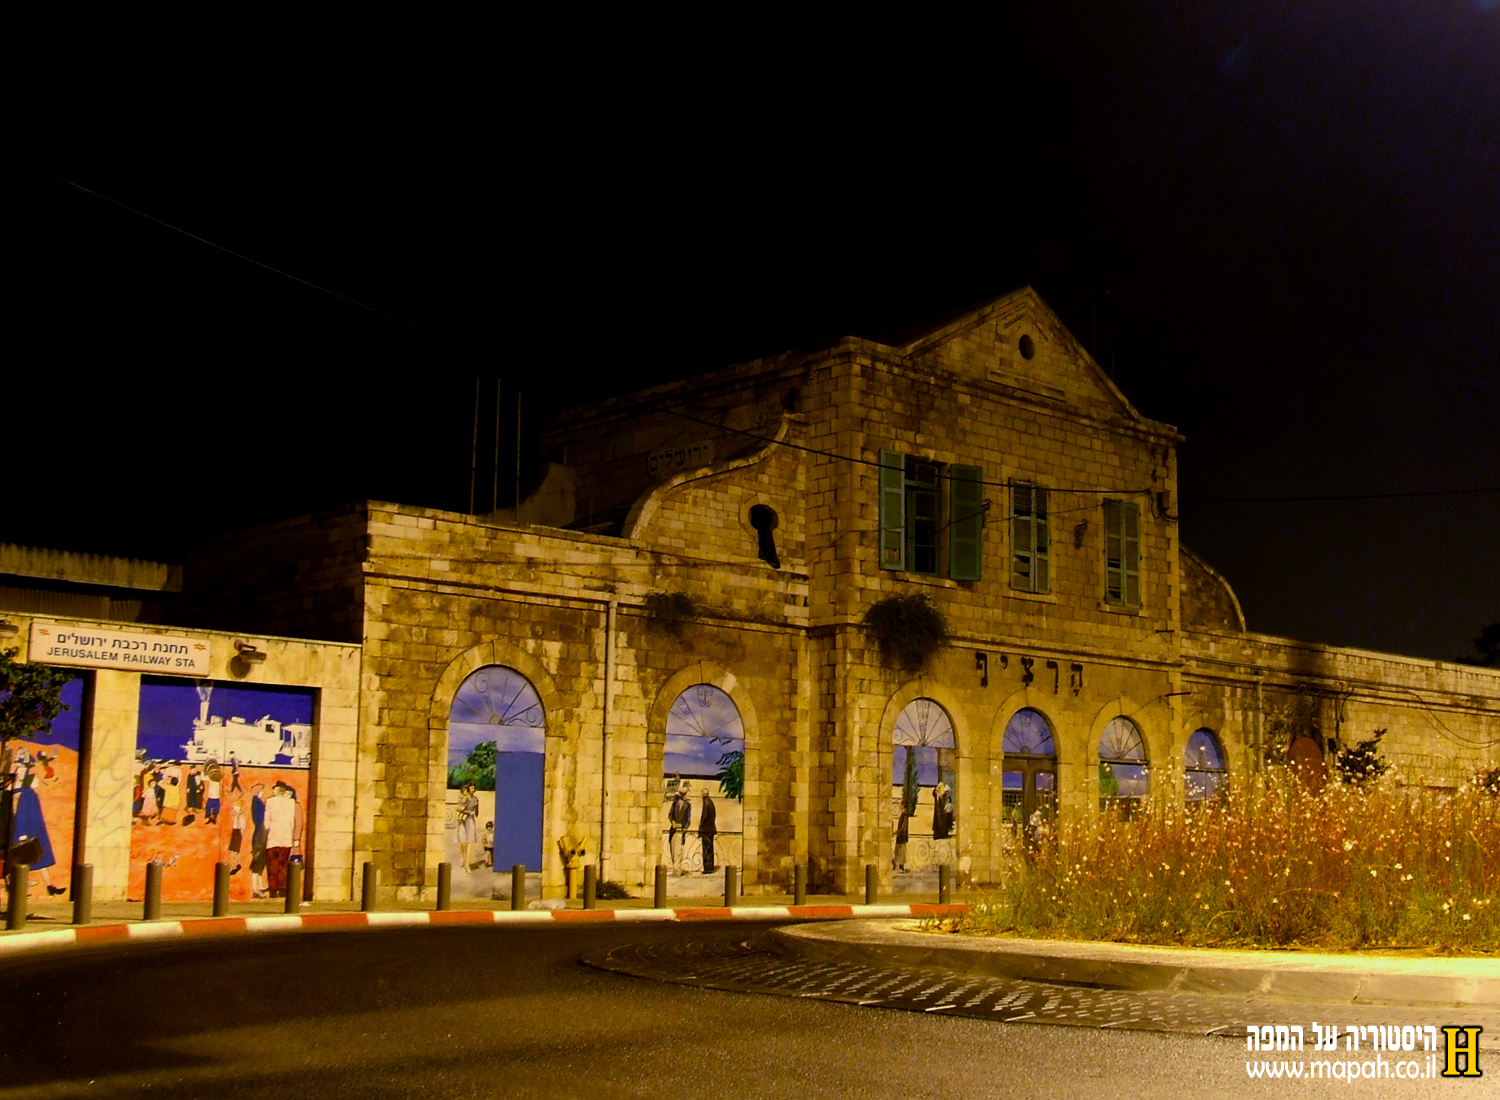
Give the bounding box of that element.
[0,903,966,957]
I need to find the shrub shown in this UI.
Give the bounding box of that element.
[865,594,948,670]
[951,769,1500,953]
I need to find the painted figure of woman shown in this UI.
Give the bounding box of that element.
[9,755,65,896]
[456,783,481,870]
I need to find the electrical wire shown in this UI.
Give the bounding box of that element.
[17,157,488,355]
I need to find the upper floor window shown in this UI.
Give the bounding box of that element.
[1010,482,1049,593]
[1102,499,1140,608]
[879,450,983,581]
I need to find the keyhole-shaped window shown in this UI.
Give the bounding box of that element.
[749,504,780,569]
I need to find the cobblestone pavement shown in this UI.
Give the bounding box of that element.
[582,932,1500,1047]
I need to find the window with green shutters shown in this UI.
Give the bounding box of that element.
[1103,499,1140,608]
[948,465,984,581]
[1010,482,1048,593]
[878,450,984,580]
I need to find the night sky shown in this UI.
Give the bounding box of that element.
[8,4,1498,663]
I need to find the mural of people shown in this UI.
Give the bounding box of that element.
[662,684,743,889]
[891,697,957,891]
[130,678,313,903]
[445,665,545,899]
[698,789,717,874]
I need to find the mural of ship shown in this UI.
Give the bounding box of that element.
[180,685,312,767]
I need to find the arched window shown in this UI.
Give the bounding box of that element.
[1098,716,1149,816]
[891,698,957,879]
[1185,728,1226,801]
[1001,708,1057,832]
[662,684,744,877]
[447,666,545,883]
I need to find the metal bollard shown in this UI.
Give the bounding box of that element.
[144,859,163,920]
[511,864,526,911]
[723,865,738,907]
[284,861,304,915]
[865,863,878,906]
[6,863,30,931]
[72,863,93,926]
[654,864,667,909]
[436,862,451,911]
[582,864,597,910]
[793,863,806,906]
[361,861,377,912]
[212,862,231,917]
[938,863,951,905]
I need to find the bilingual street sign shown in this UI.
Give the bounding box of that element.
[28,622,212,677]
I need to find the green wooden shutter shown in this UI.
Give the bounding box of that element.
[1103,499,1122,604]
[1123,502,1140,607]
[949,465,984,581]
[879,450,906,570]
[1034,486,1049,593]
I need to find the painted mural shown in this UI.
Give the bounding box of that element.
[891,697,956,891]
[129,678,314,902]
[445,665,544,900]
[2,675,85,904]
[662,684,743,896]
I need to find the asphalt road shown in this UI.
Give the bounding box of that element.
[0,924,1460,1098]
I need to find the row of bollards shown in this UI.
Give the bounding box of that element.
[4,858,956,932]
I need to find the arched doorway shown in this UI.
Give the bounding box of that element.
[1098,716,1149,817]
[1288,735,1326,793]
[662,683,744,884]
[1001,707,1057,838]
[891,697,956,890]
[445,666,545,895]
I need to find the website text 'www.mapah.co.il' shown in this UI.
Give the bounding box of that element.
[1245,1023,1483,1081]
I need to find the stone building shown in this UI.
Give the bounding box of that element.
[8,287,1499,903]
[165,287,1500,901]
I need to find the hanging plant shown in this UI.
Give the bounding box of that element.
[864,594,949,670]
[644,591,698,638]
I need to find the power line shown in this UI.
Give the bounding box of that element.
[16,156,488,355]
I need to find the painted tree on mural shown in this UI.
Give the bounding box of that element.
[448,739,497,791]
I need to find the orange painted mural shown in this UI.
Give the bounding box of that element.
[2,675,85,904]
[129,677,314,903]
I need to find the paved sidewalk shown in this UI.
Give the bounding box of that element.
[777,918,1500,1009]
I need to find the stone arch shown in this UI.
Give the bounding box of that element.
[1086,697,1157,810]
[647,661,762,888]
[426,642,566,897]
[989,691,1062,840]
[879,679,971,890]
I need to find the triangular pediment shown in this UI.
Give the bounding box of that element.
[882,288,1145,423]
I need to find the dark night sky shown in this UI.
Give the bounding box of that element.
[7,3,1498,663]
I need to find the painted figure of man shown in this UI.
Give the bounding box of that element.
[698,789,717,875]
[264,781,303,898]
[667,787,691,872]
[932,781,954,841]
[249,784,269,899]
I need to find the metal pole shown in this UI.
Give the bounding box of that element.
[582,864,597,910]
[436,862,451,911]
[653,864,667,909]
[469,376,480,514]
[6,863,29,930]
[213,861,231,917]
[361,861,377,912]
[865,863,878,906]
[144,859,163,920]
[723,865,738,907]
[938,863,951,905]
[511,864,526,911]
[793,863,806,906]
[72,863,93,925]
